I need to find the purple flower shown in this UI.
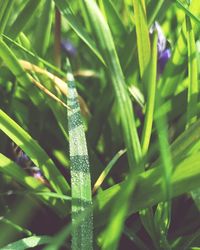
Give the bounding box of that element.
[15,151,48,185]
[61,40,77,58]
[150,22,171,74]
[158,48,171,74]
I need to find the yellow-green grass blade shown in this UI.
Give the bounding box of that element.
[186,15,198,127]
[66,60,93,250]
[0,109,70,197]
[185,15,200,211]
[93,149,126,193]
[152,96,173,249]
[101,174,137,250]
[141,31,157,156]
[176,0,200,24]
[95,150,200,228]
[82,0,142,169]
[132,0,151,79]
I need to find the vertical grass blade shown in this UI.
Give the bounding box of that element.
[141,31,157,156]
[153,95,173,248]
[101,174,137,250]
[0,0,14,34]
[66,60,93,250]
[186,15,198,127]
[34,0,54,57]
[185,13,200,211]
[82,0,142,169]
[132,0,151,79]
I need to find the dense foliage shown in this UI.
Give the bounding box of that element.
[0,0,199,249]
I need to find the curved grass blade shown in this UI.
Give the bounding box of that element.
[82,0,142,169]
[66,60,93,250]
[0,217,33,237]
[0,154,67,215]
[95,150,200,228]
[2,235,51,250]
[0,109,70,197]
[93,149,126,193]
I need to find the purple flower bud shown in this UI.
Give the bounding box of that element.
[158,48,171,74]
[150,22,171,74]
[150,22,167,55]
[61,40,77,58]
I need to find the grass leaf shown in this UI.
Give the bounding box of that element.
[82,0,142,168]
[0,109,70,197]
[2,235,52,250]
[66,59,93,250]
[132,0,151,79]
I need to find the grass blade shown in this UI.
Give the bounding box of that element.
[82,0,142,168]
[95,150,200,228]
[34,0,54,57]
[0,0,14,34]
[186,15,198,127]
[2,235,51,250]
[0,109,70,197]
[141,31,157,156]
[54,0,105,65]
[101,174,137,250]
[66,60,93,250]
[0,154,66,215]
[160,0,200,97]
[93,149,126,193]
[7,0,42,39]
[132,0,151,79]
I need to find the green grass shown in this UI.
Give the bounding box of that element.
[0,0,199,249]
